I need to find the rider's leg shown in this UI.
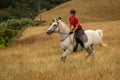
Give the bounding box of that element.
[73,30,79,52]
[79,40,85,48]
[76,29,85,48]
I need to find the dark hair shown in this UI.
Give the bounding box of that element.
[70,9,76,14]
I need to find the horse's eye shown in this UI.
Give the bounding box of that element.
[53,24,57,26]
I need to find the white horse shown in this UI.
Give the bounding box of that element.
[47,18,105,62]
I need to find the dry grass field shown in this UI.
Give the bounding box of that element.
[0,0,120,80]
[0,20,120,80]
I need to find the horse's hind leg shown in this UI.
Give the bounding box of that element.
[85,47,92,59]
[91,45,98,58]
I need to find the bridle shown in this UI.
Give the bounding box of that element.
[55,21,74,43]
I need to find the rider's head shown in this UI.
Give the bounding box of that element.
[70,9,76,17]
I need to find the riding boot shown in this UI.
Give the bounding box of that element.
[73,44,78,52]
[79,41,85,49]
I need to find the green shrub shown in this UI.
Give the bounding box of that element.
[0,18,36,30]
[0,18,35,48]
[0,37,6,48]
[0,13,14,23]
[0,29,18,48]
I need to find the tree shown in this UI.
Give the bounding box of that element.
[0,0,11,8]
[0,0,69,22]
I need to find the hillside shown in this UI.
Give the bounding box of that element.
[0,20,120,80]
[0,0,120,80]
[35,0,120,24]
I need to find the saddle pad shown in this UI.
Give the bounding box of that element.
[74,30,88,43]
[81,33,88,43]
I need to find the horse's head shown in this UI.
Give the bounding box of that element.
[47,18,61,35]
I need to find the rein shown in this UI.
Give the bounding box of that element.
[58,29,70,42]
[56,22,74,42]
[60,34,70,42]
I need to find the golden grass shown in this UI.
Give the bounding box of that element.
[35,0,120,24]
[0,20,120,80]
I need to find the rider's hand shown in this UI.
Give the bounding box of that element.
[70,29,74,32]
[69,31,73,34]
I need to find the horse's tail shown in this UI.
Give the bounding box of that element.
[96,30,103,39]
[96,30,107,47]
[100,42,107,47]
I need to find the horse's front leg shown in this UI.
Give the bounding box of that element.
[61,49,72,62]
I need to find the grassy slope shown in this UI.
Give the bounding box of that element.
[0,20,120,80]
[0,0,120,80]
[35,0,120,24]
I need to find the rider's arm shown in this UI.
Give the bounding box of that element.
[73,17,79,32]
[70,24,72,29]
[73,24,78,32]
[70,24,75,32]
[69,18,73,30]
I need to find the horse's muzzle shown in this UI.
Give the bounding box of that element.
[47,30,53,35]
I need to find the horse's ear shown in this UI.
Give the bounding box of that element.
[58,17,61,20]
[53,18,56,22]
[56,18,59,22]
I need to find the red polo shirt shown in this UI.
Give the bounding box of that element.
[69,16,82,30]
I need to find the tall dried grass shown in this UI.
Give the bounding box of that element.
[0,20,120,80]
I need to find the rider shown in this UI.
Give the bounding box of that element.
[69,9,84,51]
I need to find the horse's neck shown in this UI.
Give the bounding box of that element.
[59,23,69,33]
[59,21,70,41]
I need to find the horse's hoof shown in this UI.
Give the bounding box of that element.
[63,59,66,62]
[85,55,90,60]
[91,55,95,59]
[60,57,66,62]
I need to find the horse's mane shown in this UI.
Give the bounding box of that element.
[59,20,70,31]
